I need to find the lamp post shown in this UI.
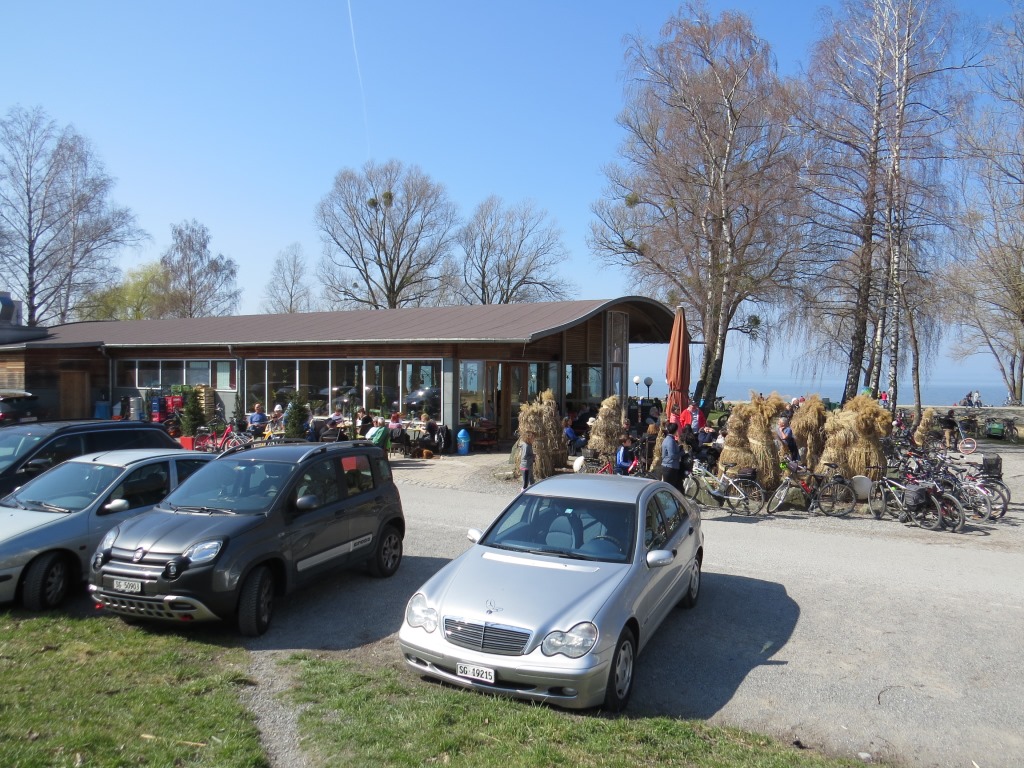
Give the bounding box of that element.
[633,375,641,399]
[644,377,653,399]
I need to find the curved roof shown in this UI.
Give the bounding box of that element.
[7,297,676,349]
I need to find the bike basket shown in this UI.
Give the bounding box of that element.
[981,454,1002,478]
[903,485,926,510]
[985,422,1005,437]
[735,467,757,481]
[582,447,600,460]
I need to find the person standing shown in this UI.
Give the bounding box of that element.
[680,402,706,430]
[775,416,799,461]
[615,435,635,474]
[519,432,535,489]
[660,423,682,491]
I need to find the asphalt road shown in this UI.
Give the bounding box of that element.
[245,442,1024,768]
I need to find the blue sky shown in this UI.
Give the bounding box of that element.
[1,1,1013,396]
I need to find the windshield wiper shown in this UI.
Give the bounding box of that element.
[171,505,236,515]
[24,500,71,513]
[524,547,594,561]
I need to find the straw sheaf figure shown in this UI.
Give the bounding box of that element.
[588,395,625,461]
[818,395,890,478]
[514,390,562,481]
[914,407,936,449]
[718,392,787,490]
[790,395,827,468]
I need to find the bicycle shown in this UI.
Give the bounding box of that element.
[766,459,857,517]
[683,461,765,515]
[865,465,963,531]
[577,450,652,477]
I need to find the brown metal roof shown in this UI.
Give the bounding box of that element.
[5,297,675,350]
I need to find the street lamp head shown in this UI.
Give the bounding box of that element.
[643,377,653,388]
[633,375,641,385]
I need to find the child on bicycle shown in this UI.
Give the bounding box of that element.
[615,434,635,475]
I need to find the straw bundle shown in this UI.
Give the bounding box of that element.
[718,391,786,489]
[514,389,563,481]
[588,395,625,460]
[791,395,827,468]
[914,408,936,448]
[817,395,888,477]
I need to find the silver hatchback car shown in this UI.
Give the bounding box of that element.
[398,473,704,711]
[0,448,212,610]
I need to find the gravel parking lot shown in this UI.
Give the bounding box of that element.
[243,430,1024,768]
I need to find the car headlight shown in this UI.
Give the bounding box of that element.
[182,539,222,564]
[541,622,598,658]
[405,593,437,633]
[99,527,119,552]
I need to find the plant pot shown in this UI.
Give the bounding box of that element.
[178,436,195,450]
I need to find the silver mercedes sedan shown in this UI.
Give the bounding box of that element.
[398,473,704,711]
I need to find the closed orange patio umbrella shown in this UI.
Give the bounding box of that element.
[665,305,691,416]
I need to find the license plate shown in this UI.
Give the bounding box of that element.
[457,662,495,683]
[21,416,37,422]
[112,579,141,594]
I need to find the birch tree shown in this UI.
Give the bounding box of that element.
[159,219,240,318]
[262,243,317,314]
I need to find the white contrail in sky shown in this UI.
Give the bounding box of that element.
[347,0,371,160]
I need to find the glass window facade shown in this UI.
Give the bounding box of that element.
[459,360,485,421]
[113,359,235,392]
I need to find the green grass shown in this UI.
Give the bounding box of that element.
[0,610,266,768]
[285,650,865,768]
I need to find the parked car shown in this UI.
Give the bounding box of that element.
[90,440,405,636]
[398,473,704,711]
[0,448,212,611]
[0,420,180,497]
[0,390,46,425]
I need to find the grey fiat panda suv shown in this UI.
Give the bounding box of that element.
[89,440,405,636]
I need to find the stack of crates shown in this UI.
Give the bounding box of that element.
[150,394,165,423]
[193,384,216,419]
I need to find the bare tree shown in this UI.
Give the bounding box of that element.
[950,8,1024,401]
[262,243,317,314]
[0,105,144,326]
[452,196,572,304]
[591,3,805,407]
[315,159,458,309]
[159,219,240,318]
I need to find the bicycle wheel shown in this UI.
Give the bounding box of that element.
[682,475,699,499]
[725,478,765,516]
[957,437,978,454]
[767,481,792,514]
[960,483,993,522]
[911,496,943,531]
[817,480,856,517]
[868,482,903,520]
[193,433,214,453]
[980,478,1011,519]
[939,493,966,532]
[1008,426,1019,445]
[223,434,249,450]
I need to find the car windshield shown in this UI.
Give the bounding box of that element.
[162,458,296,514]
[4,461,123,512]
[0,429,47,473]
[480,494,636,564]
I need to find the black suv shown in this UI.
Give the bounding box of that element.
[0,420,179,496]
[0,390,46,425]
[89,440,405,636]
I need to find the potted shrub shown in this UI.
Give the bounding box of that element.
[178,390,205,449]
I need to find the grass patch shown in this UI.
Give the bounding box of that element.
[286,650,865,768]
[0,610,266,768]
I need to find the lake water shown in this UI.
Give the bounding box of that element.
[710,377,1009,408]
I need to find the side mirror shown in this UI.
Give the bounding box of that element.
[467,528,482,543]
[17,458,51,475]
[103,498,131,514]
[295,494,319,511]
[646,549,674,568]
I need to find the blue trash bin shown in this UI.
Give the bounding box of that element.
[457,428,470,455]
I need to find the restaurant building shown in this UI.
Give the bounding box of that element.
[0,297,675,441]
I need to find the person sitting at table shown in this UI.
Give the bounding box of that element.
[266,403,286,432]
[388,412,411,454]
[563,417,586,455]
[419,417,440,452]
[354,407,373,437]
[248,402,269,436]
[316,406,348,441]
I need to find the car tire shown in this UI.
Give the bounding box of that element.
[237,565,275,637]
[22,551,71,611]
[680,554,702,609]
[368,524,403,578]
[603,627,636,713]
